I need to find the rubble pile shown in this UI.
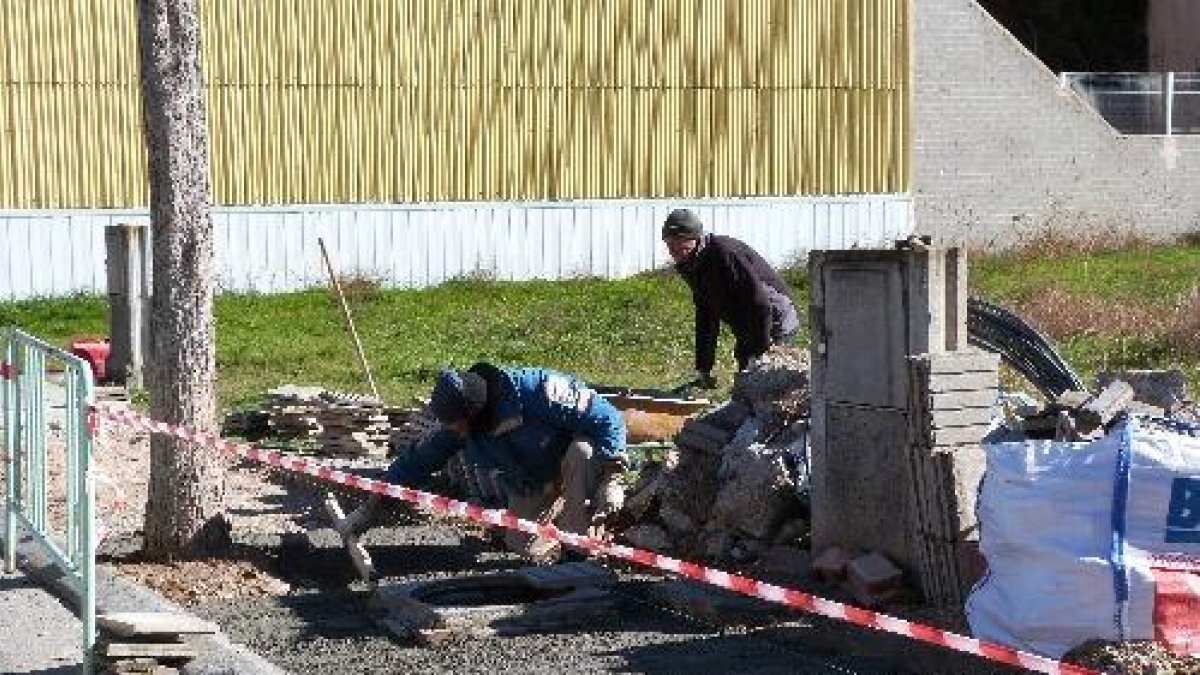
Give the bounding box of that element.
[618,346,811,565]
[1004,368,1196,442]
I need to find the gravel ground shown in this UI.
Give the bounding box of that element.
[13,384,1194,674]
[186,514,1022,675]
[0,570,82,674]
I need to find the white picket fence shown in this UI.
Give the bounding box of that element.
[0,195,912,301]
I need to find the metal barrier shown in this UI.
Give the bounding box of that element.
[2,326,97,672]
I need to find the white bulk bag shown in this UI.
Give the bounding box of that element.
[967,416,1200,658]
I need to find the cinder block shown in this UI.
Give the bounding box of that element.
[926,370,999,394]
[846,552,904,607]
[926,350,1000,374]
[847,552,903,594]
[812,546,853,582]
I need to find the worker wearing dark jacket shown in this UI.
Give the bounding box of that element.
[362,362,628,560]
[662,209,798,385]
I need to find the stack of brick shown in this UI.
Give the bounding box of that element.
[263,385,326,439]
[264,401,322,439]
[386,405,441,452]
[317,403,390,458]
[905,349,999,607]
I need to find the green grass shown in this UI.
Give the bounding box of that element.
[971,239,1200,392]
[972,242,1200,307]
[5,240,1200,411]
[0,272,761,410]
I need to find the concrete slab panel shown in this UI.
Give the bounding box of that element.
[819,263,907,408]
[811,404,912,565]
[98,612,219,637]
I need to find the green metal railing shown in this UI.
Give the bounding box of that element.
[3,326,97,672]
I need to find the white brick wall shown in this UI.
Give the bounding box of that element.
[914,0,1200,247]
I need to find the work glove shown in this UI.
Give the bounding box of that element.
[590,478,626,524]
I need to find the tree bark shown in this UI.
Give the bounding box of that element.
[137,0,227,558]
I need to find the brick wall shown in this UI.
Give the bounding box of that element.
[914,0,1200,247]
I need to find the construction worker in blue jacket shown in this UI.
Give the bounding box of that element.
[344,362,629,561]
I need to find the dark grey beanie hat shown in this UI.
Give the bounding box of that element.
[428,369,488,424]
[661,209,704,240]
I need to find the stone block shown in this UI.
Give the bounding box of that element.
[98,612,218,637]
[681,419,733,444]
[847,552,903,594]
[925,349,1000,374]
[846,552,904,607]
[674,428,724,454]
[1078,380,1135,431]
[1097,369,1189,412]
[100,641,197,660]
[697,400,752,432]
[620,524,670,552]
[812,546,853,582]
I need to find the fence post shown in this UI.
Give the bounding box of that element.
[3,329,15,573]
[106,223,151,389]
[1165,72,1176,136]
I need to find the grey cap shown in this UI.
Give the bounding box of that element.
[661,209,704,240]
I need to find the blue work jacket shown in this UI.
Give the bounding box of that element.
[385,365,627,489]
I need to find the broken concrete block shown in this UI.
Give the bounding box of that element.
[674,427,725,454]
[926,349,1000,375]
[772,518,810,545]
[1078,380,1135,432]
[681,419,734,445]
[1053,389,1092,411]
[751,545,812,586]
[621,524,671,552]
[700,529,734,560]
[1097,369,1189,412]
[623,464,664,520]
[846,552,904,607]
[710,446,796,540]
[812,547,853,582]
[696,400,752,432]
[658,503,695,535]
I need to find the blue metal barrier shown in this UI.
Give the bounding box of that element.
[3,326,97,672]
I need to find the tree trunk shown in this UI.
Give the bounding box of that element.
[137,0,227,558]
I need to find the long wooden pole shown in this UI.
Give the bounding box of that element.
[318,237,380,400]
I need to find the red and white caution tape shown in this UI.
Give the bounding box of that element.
[91,404,1097,675]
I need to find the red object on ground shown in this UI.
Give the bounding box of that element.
[70,338,111,382]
